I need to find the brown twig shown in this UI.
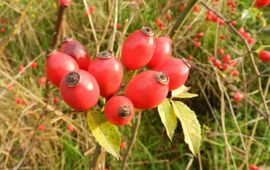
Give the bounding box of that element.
[121,111,142,170]
[90,145,102,170]
[51,5,67,48]
[200,1,270,124]
[168,0,199,38]
[11,4,69,169]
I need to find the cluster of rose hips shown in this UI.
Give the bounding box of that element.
[45,26,190,126]
[205,11,225,25]
[238,27,256,45]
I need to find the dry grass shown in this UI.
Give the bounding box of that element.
[0,0,270,169]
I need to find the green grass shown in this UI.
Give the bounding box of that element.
[0,0,270,169]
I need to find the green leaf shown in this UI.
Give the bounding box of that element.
[157,99,178,141]
[87,110,121,158]
[171,85,190,97]
[172,86,198,99]
[173,92,198,99]
[172,101,201,156]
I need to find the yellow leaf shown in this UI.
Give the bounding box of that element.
[87,110,121,158]
[172,101,201,156]
[157,99,177,141]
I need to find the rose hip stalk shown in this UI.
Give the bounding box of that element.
[122,26,156,70]
[45,50,79,87]
[59,38,91,70]
[88,51,123,98]
[125,71,169,109]
[60,70,100,111]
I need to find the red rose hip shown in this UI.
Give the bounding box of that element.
[147,36,172,69]
[60,70,100,111]
[122,26,156,70]
[255,0,270,8]
[59,38,91,70]
[88,51,123,98]
[154,58,190,90]
[125,71,169,109]
[59,0,72,7]
[222,54,231,63]
[45,50,79,87]
[104,96,135,126]
[233,91,244,102]
[259,50,270,62]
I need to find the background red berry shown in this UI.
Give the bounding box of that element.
[31,62,38,68]
[259,50,270,62]
[233,91,244,102]
[67,124,75,133]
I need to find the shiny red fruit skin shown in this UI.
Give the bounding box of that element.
[122,28,156,70]
[59,39,91,70]
[154,58,190,90]
[125,71,169,109]
[104,96,135,126]
[46,51,79,87]
[259,50,270,62]
[255,0,270,8]
[88,54,123,98]
[147,36,172,69]
[59,0,71,7]
[60,70,100,111]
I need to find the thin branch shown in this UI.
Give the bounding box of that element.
[11,4,70,169]
[83,0,98,51]
[168,0,199,38]
[97,0,115,53]
[109,0,119,51]
[121,112,142,170]
[51,5,66,48]
[90,145,102,170]
[216,73,237,169]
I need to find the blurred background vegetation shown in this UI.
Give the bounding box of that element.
[0,0,269,169]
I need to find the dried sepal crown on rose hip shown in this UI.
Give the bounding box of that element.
[60,70,100,111]
[45,26,191,126]
[104,96,135,126]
